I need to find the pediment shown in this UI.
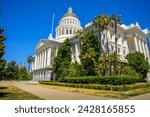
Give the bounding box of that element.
[35,40,46,49]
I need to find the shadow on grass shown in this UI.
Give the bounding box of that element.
[0,87,8,89]
[0,92,10,99]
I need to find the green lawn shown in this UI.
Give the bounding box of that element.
[0,84,42,100]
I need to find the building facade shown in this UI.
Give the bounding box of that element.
[32,7,150,81]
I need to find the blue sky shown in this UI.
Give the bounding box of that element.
[0,0,150,65]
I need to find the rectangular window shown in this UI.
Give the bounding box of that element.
[118,47,120,54]
[124,49,126,56]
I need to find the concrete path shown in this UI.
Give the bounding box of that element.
[1,81,150,100]
[0,81,116,100]
[127,93,150,100]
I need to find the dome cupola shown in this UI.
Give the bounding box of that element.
[55,7,82,40]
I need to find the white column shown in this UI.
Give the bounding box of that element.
[32,61,34,70]
[35,55,37,69]
[41,52,43,67]
[142,40,146,57]
[37,54,39,68]
[41,51,43,67]
[40,52,42,68]
[60,29,62,35]
[75,43,79,62]
[44,49,46,67]
[38,54,40,68]
[121,37,124,57]
[55,48,58,56]
[134,36,138,51]
[38,53,40,68]
[47,48,51,66]
[45,49,48,66]
[42,51,44,67]
[64,28,66,35]
[145,43,149,58]
[138,38,142,53]
[72,28,74,34]
[140,39,145,54]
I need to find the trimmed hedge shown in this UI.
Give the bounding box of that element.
[40,81,111,90]
[58,75,139,85]
[39,81,150,91]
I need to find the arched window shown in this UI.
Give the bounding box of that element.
[66,29,68,34]
[70,29,72,34]
[62,29,64,35]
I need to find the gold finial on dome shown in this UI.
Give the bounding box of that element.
[68,7,72,13]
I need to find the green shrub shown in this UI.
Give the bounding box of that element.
[40,81,111,90]
[18,74,32,81]
[40,81,150,91]
[59,75,139,85]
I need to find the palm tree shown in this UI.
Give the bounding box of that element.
[95,52,109,76]
[93,15,105,55]
[76,30,84,48]
[99,14,112,54]
[111,14,122,74]
[27,55,33,74]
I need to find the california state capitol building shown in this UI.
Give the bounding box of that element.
[32,7,150,81]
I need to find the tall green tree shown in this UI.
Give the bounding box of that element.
[126,52,149,80]
[27,55,33,74]
[111,14,122,74]
[53,39,71,78]
[93,15,105,54]
[18,63,28,79]
[6,60,19,80]
[80,31,100,76]
[0,28,7,79]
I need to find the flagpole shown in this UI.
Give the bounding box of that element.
[51,13,55,37]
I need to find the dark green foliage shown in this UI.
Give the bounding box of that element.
[40,81,150,91]
[67,62,81,77]
[121,65,141,79]
[40,81,111,90]
[81,31,100,56]
[53,39,71,78]
[0,28,6,58]
[6,61,19,80]
[59,75,138,85]
[0,28,7,79]
[18,65,28,79]
[0,58,7,80]
[80,31,100,76]
[126,52,149,80]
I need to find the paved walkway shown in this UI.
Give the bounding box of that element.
[0,81,116,100]
[1,81,150,100]
[127,93,150,100]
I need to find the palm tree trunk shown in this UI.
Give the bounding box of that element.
[28,63,30,74]
[98,27,102,55]
[114,22,117,75]
[106,31,110,75]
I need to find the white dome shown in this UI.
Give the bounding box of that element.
[55,7,82,40]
